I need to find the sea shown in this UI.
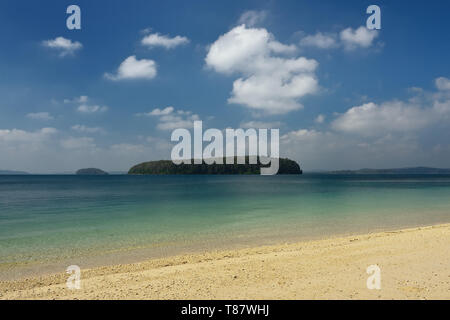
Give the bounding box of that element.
[1,174,449,279]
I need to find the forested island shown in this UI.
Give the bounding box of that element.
[76,168,109,175]
[128,157,302,175]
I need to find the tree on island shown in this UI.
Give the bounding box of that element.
[76,168,109,175]
[128,157,302,175]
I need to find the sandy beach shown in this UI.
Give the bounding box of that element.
[1,223,449,300]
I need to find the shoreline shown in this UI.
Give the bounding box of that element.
[2,216,448,282]
[1,223,449,299]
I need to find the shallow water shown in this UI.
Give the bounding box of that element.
[1,174,450,279]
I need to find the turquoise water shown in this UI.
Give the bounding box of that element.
[1,174,450,278]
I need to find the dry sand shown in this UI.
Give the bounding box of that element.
[1,224,449,300]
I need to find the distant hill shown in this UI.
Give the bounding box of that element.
[128,157,302,175]
[0,170,29,175]
[327,167,450,174]
[76,168,109,175]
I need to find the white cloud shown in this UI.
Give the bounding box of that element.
[0,127,173,173]
[300,32,338,49]
[77,104,108,114]
[238,10,268,27]
[136,106,174,117]
[331,102,432,136]
[435,77,450,91]
[60,137,96,150]
[157,113,200,131]
[104,56,157,81]
[340,26,378,50]
[240,121,282,129]
[331,78,450,137]
[64,96,108,114]
[64,96,88,104]
[0,127,59,171]
[206,24,318,114]
[42,37,82,57]
[141,33,189,49]
[299,26,378,51]
[280,127,428,170]
[315,114,325,123]
[282,128,322,141]
[432,99,450,116]
[0,127,57,143]
[71,125,105,134]
[277,78,450,170]
[139,106,200,130]
[26,112,54,121]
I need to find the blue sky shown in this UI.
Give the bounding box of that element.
[0,0,450,172]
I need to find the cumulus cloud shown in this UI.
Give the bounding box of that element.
[300,32,338,49]
[42,37,82,57]
[71,125,105,134]
[330,84,450,136]
[315,114,325,123]
[238,10,268,27]
[63,96,108,114]
[331,102,431,136]
[138,106,200,130]
[141,33,189,49]
[206,24,318,114]
[299,26,378,50]
[279,78,450,170]
[206,25,300,74]
[77,104,108,114]
[339,26,378,50]
[26,112,54,121]
[0,127,57,143]
[136,106,174,117]
[436,77,450,91]
[105,56,157,81]
[156,112,200,131]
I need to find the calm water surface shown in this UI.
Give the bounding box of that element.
[1,174,449,278]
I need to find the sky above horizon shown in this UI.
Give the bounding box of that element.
[1,0,450,173]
